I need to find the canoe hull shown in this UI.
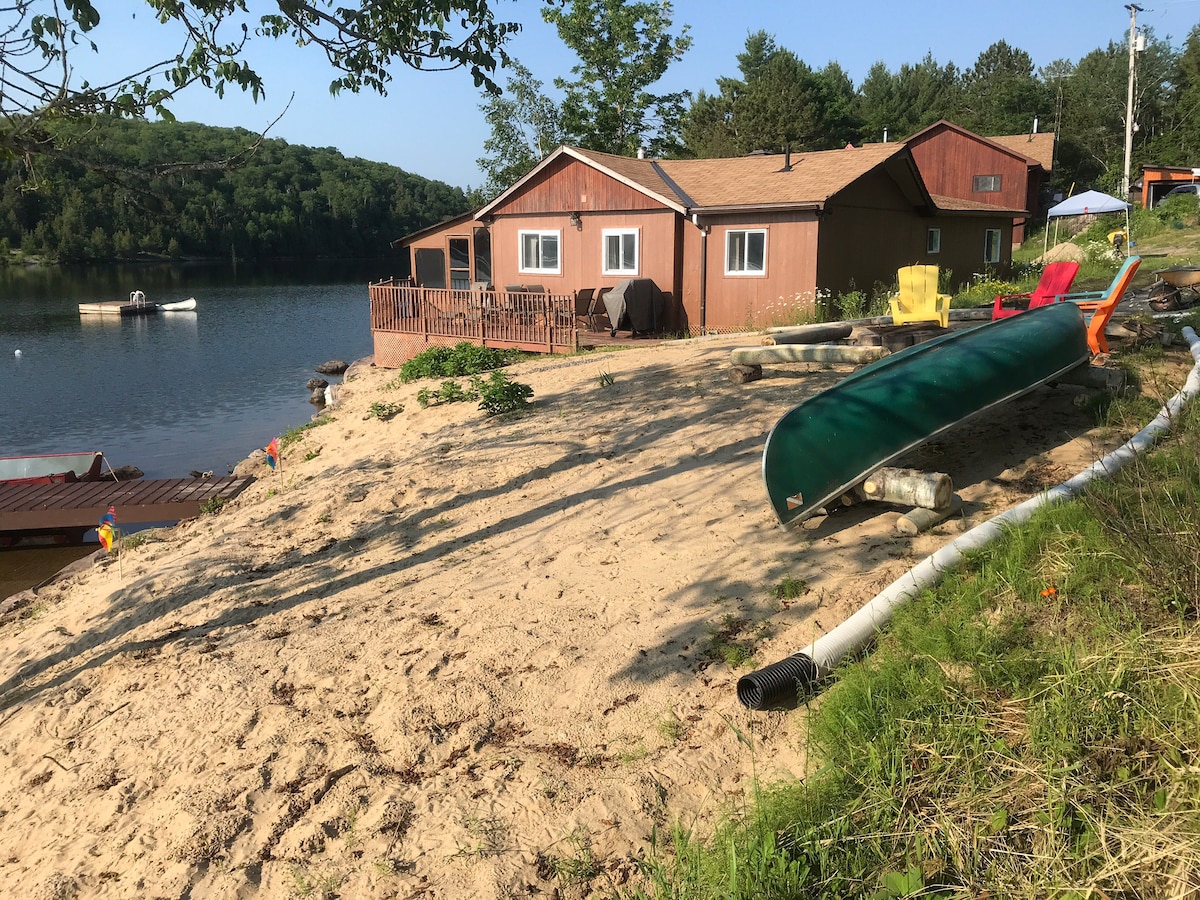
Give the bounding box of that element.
[762,302,1090,525]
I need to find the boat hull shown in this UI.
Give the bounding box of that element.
[0,452,104,485]
[762,302,1090,525]
[159,297,197,311]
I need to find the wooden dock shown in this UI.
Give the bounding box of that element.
[0,477,254,535]
[78,300,159,317]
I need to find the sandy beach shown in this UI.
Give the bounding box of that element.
[0,330,1174,899]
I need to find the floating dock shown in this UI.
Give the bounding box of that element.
[77,300,159,317]
[0,477,254,538]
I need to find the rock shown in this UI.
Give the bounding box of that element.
[315,360,349,375]
[309,388,327,406]
[306,377,330,391]
[109,465,143,481]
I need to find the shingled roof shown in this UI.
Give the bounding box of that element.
[478,143,929,217]
[989,132,1056,171]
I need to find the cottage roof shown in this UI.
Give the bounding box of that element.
[989,132,1056,171]
[388,211,476,248]
[478,143,933,218]
[930,194,1027,216]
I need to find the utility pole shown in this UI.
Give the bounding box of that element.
[1122,3,1143,198]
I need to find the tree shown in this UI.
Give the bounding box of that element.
[2,1,521,178]
[957,40,1051,136]
[475,62,564,200]
[855,54,961,142]
[681,32,858,158]
[542,0,692,157]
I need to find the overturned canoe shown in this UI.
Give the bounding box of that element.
[762,301,1090,525]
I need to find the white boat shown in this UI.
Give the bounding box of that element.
[0,451,104,484]
[158,297,197,312]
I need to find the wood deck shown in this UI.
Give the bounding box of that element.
[0,477,254,534]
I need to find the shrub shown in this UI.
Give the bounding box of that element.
[471,371,533,416]
[416,380,478,408]
[398,342,524,383]
[366,401,404,420]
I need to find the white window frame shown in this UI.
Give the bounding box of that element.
[518,229,562,275]
[973,174,1002,193]
[725,228,768,276]
[984,229,1002,264]
[927,228,941,254]
[601,228,640,276]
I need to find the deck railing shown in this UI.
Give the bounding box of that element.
[369,280,578,355]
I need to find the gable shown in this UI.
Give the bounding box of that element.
[491,154,669,217]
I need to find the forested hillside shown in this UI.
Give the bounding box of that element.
[0,118,471,263]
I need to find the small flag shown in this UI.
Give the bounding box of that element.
[98,505,116,552]
[265,437,280,470]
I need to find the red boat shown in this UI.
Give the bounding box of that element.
[0,451,106,485]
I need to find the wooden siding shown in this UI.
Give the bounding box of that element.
[908,127,1033,242]
[498,154,665,215]
[909,129,1030,209]
[487,208,683,326]
[692,213,819,332]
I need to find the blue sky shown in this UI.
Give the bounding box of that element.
[76,0,1200,189]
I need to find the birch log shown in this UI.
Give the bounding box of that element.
[730,345,889,366]
[895,494,964,535]
[861,467,953,510]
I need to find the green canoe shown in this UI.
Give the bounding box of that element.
[762,301,1090,525]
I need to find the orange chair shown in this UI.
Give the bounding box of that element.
[992,261,1080,320]
[1055,256,1141,354]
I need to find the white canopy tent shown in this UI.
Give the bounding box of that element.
[1043,189,1132,257]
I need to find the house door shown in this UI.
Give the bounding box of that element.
[449,238,471,289]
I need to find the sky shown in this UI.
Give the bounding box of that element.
[71,0,1200,190]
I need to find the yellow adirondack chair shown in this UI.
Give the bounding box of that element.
[888,264,951,327]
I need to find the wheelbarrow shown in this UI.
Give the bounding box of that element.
[1148,266,1200,311]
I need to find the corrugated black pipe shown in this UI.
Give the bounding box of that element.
[735,653,818,710]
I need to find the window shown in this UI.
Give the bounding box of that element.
[449,237,470,290]
[973,175,1002,193]
[984,229,1002,264]
[927,228,941,254]
[725,229,767,275]
[414,247,446,288]
[473,227,491,284]
[602,228,639,275]
[519,230,561,274]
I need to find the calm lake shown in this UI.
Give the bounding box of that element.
[1,259,390,598]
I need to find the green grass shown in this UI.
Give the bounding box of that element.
[625,361,1200,899]
[279,415,332,452]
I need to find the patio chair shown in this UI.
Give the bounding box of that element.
[992,261,1080,320]
[575,288,600,331]
[1054,255,1141,354]
[889,265,951,327]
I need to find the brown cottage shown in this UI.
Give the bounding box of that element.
[906,119,1055,246]
[371,140,1024,367]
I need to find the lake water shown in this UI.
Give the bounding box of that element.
[0,260,388,598]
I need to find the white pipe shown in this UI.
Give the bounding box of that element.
[738,327,1200,709]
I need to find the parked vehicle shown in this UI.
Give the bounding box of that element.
[1156,183,1200,206]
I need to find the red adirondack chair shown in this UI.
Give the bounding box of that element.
[992,261,1081,320]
